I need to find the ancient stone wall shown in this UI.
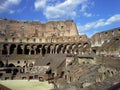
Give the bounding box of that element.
[91,27,120,47]
[0,19,89,43]
[0,19,78,38]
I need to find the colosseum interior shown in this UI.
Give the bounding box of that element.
[0,18,120,90]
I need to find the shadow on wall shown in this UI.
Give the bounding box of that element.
[107,82,120,90]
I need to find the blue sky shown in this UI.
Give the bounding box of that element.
[0,0,120,37]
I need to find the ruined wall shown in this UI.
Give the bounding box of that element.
[0,19,78,38]
[91,27,120,47]
[0,19,89,43]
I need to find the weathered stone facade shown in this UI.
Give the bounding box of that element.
[0,18,120,90]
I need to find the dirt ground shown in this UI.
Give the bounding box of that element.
[0,80,52,90]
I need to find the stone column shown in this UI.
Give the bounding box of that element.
[60,47,63,53]
[13,44,18,55]
[14,47,17,55]
[21,45,25,54]
[33,46,37,55]
[52,45,55,54]
[39,47,42,55]
[5,44,10,67]
[6,44,10,55]
[29,48,32,55]
[50,46,55,54]
[55,45,58,54]
[40,45,43,56]
[65,45,69,54]
[45,46,48,54]
[0,44,2,55]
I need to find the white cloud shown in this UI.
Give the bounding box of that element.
[34,0,93,19]
[83,12,92,17]
[0,0,21,13]
[78,14,120,33]
[34,0,46,10]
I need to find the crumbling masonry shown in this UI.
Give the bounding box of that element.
[0,18,120,90]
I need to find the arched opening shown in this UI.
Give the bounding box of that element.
[60,71,64,78]
[62,45,66,54]
[54,44,59,54]
[111,71,114,75]
[42,45,46,56]
[29,63,33,67]
[47,45,51,54]
[71,44,77,54]
[31,45,36,55]
[0,61,4,67]
[57,44,63,53]
[17,66,23,73]
[8,63,15,67]
[13,68,19,75]
[83,43,89,47]
[22,65,25,73]
[49,44,54,54]
[46,62,50,65]
[16,66,24,73]
[29,76,33,80]
[78,43,82,47]
[6,63,15,73]
[10,44,16,55]
[24,44,30,55]
[64,44,70,54]
[70,76,72,82]
[17,45,23,54]
[46,69,52,74]
[92,49,96,54]
[0,73,3,78]
[65,75,67,80]
[31,50,34,55]
[2,44,8,55]
[36,45,42,54]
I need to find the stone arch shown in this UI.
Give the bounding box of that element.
[64,44,70,54]
[6,63,15,73]
[8,63,15,67]
[17,66,23,73]
[22,65,26,73]
[17,44,23,54]
[47,44,51,54]
[10,44,16,55]
[83,42,89,47]
[0,61,4,67]
[78,43,82,48]
[36,44,42,54]
[68,44,72,54]
[42,44,47,56]
[12,37,16,42]
[111,71,114,75]
[24,44,30,55]
[29,63,34,67]
[48,44,55,54]
[2,44,8,55]
[57,44,63,53]
[78,43,82,55]
[31,44,37,55]
[83,42,90,54]
[54,44,59,54]
[13,68,19,75]
[71,43,77,54]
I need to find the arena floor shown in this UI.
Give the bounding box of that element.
[0,80,52,90]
